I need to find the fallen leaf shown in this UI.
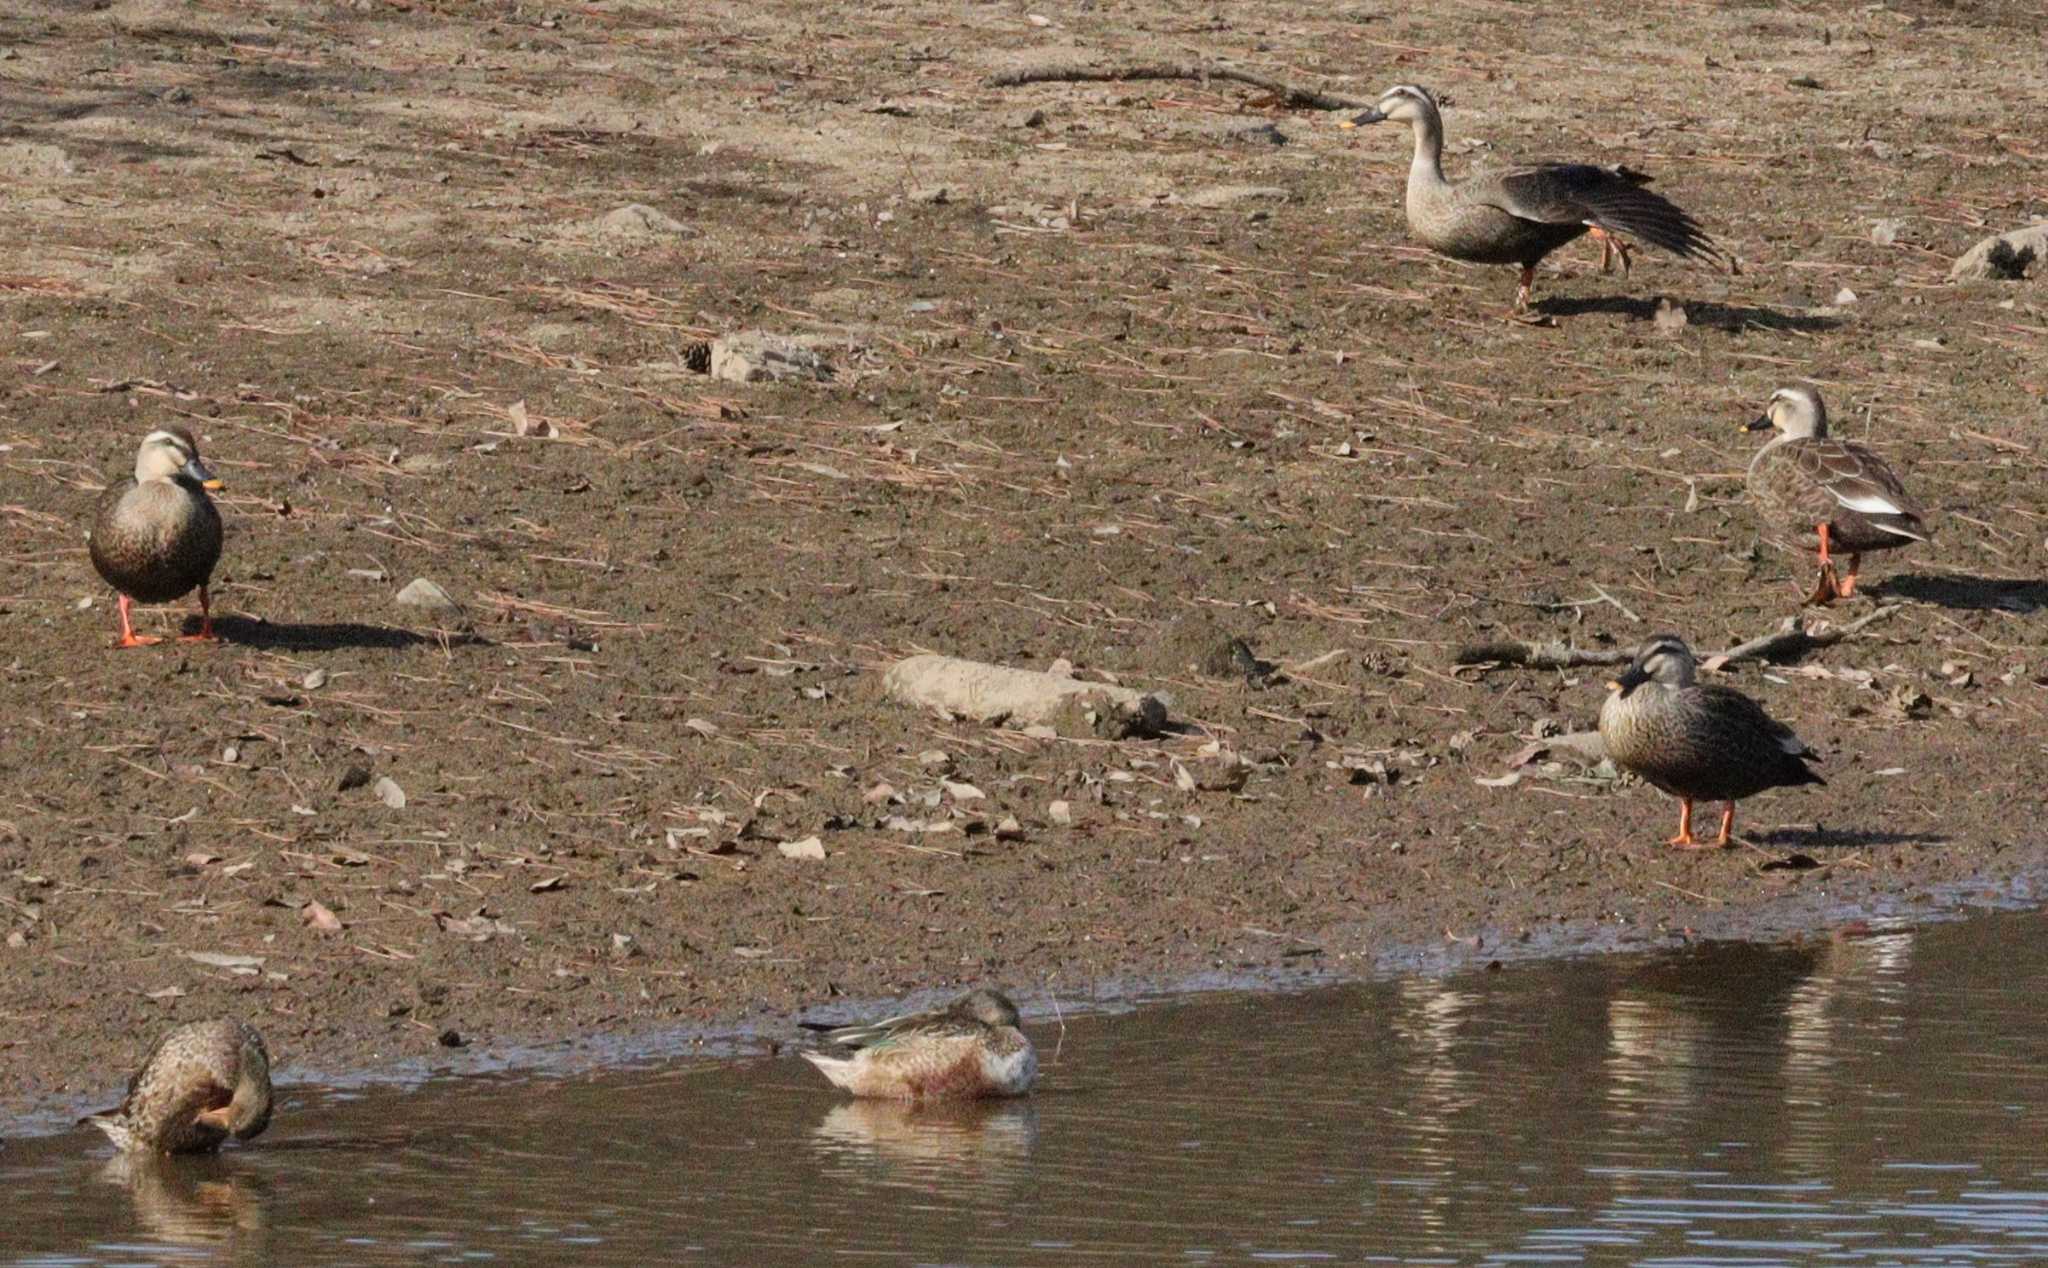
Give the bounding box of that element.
[301,900,343,933]
[1474,772,1523,788]
[184,852,221,867]
[185,951,265,970]
[529,875,566,893]
[940,778,987,802]
[683,717,720,738]
[145,986,185,1000]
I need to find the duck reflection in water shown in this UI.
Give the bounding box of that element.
[810,1098,1039,1194]
[97,1151,272,1250]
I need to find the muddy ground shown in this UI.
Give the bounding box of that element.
[2,0,2045,1123]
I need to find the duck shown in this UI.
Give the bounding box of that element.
[1599,633,1824,848]
[1345,84,1726,312]
[85,1019,274,1154]
[88,424,224,648]
[1745,385,1931,604]
[799,988,1036,1101]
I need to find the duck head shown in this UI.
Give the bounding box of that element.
[1609,633,1698,698]
[1744,385,1828,441]
[953,988,1022,1028]
[191,1025,272,1142]
[1347,83,1438,128]
[134,426,223,491]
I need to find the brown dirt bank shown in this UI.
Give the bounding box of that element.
[2,0,2045,1123]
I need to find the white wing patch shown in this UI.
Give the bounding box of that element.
[1832,489,1903,516]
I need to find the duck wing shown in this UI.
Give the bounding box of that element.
[807,1001,981,1051]
[1792,439,1931,540]
[1482,163,1724,265]
[1693,685,1826,787]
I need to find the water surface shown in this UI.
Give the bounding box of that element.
[7,910,2048,1265]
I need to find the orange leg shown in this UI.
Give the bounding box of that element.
[177,585,219,643]
[1836,554,1861,599]
[1668,796,1701,847]
[1713,802,1736,847]
[1588,226,1633,276]
[112,594,162,649]
[1514,265,1536,310]
[1804,522,1840,606]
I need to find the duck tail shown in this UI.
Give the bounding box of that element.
[800,1050,861,1091]
[83,1111,136,1152]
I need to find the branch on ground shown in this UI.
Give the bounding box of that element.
[1451,604,1905,673]
[986,63,1371,111]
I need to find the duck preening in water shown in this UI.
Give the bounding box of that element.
[85,1019,273,1155]
[800,988,1037,1101]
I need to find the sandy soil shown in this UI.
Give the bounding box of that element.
[2,0,2046,1123]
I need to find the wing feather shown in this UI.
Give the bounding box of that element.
[1485,164,1724,264]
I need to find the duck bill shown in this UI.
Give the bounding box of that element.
[1345,108,1387,128]
[183,456,224,490]
[1741,414,1774,433]
[1608,666,1649,696]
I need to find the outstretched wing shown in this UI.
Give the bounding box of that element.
[1485,163,1724,265]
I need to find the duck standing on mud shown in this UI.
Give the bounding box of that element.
[1599,634,1824,848]
[1344,84,1726,314]
[86,1019,274,1154]
[88,424,225,647]
[800,988,1037,1101]
[1744,385,1931,605]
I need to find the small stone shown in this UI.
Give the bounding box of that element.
[1020,108,1046,128]
[373,776,407,809]
[5,930,25,949]
[1870,218,1906,247]
[1834,287,1858,305]
[303,668,329,690]
[395,577,464,617]
[1948,221,2048,282]
[994,815,1025,841]
[1048,799,1073,827]
[707,331,832,384]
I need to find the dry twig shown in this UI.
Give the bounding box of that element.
[1452,605,1905,673]
[986,62,1371,111]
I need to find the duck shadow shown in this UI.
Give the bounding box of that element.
[1870,573,2048,613]
[1536,295,1841,333]
[202,616,482,651]
[1749,827,1952,852]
